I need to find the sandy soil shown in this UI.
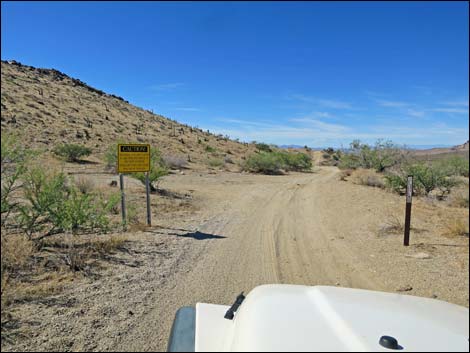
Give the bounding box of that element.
[2,167,468,352]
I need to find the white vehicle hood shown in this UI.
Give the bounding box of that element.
[195,285,469,352]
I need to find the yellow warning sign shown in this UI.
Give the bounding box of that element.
[117,144,150,173]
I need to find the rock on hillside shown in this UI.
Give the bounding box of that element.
[1,60,255,166]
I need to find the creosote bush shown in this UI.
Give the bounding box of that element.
[17,167,113,239]
[385,162,460,197]
[243,150,312,174]
[339,139,404,172]
[52,143,92,162]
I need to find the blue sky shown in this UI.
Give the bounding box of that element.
[2,1,469,147]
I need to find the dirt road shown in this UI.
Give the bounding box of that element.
[3,167,468,352]
[116,167,383,351]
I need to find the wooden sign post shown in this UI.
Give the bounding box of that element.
[117,144,152,226]
[404,175,413,246]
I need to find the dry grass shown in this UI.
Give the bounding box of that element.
[1,234,35,270]
[92,235,128,254]
[2,271,74,307]
[1,233,128,315]
[338,169,353,181]
[350,169,385,188]
[74,176,95,194]
[443,218,469,238]
[447,188,469,208]
[207,158,225,168]
[379,214,405,236]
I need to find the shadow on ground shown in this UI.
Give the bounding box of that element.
[177,231,226,240]
[147,228,226,240]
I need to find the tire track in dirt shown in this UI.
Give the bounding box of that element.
[116,168,384,351]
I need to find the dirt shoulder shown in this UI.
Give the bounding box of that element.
[2,167,468,352]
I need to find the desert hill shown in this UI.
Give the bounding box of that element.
[1,60,256,167]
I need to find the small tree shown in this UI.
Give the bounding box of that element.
[53,143,92,162]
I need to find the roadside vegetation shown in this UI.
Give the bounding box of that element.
[335,139,469,206]
[1,133,127,318]
[243,149,312,174]
[52,143,92,162]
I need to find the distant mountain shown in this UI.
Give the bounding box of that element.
[278,144,324,150]
[406,144,454,150]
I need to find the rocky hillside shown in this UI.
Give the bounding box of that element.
[1,60,256,167]
[453,140,469,151]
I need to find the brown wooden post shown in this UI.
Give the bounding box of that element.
[404,175,413,246]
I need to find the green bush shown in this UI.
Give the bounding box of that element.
[436,156,469,177]
[339,140,403,172]
[243,151,312,174]
[384,174,408,194]
[1,133,35,226]
[208,158,225,168]
[244,152,285,174]
[133,165,168,193]
[205,145,216,153]
[385,162,460,197]
[255,143,272,153]
[53,143,92,162]
[281,152,312,171]
[17,167,113,239]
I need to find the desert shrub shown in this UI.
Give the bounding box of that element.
[17,167,112,240]
[339,169,353,181]
[1,234,34,271]
[447,189,469,208]
[92,235,127,255]
[320,147,342,166]
[1,132,36,226]
[205,145,216,153]
[126,201,140,225]
[52,143,92,162]
[385,162,460,196]
[443,218,469,237]
[378,214,405,236]
[351,169,385,188]
[104,142,119,170]
[281,152,312,172]
[224,155,234,164]
[243,151,311,174]
[255,143,272,152]
[435,156,469,177]
[339,139,404,172]
[243,152,285,174]
[408,163,458,196]
[384,174,408,194]
[75,176,95,194]
[103,192,121,214]
[133,165,168,193]
[162,155,188,169]
[208,158,225,168]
